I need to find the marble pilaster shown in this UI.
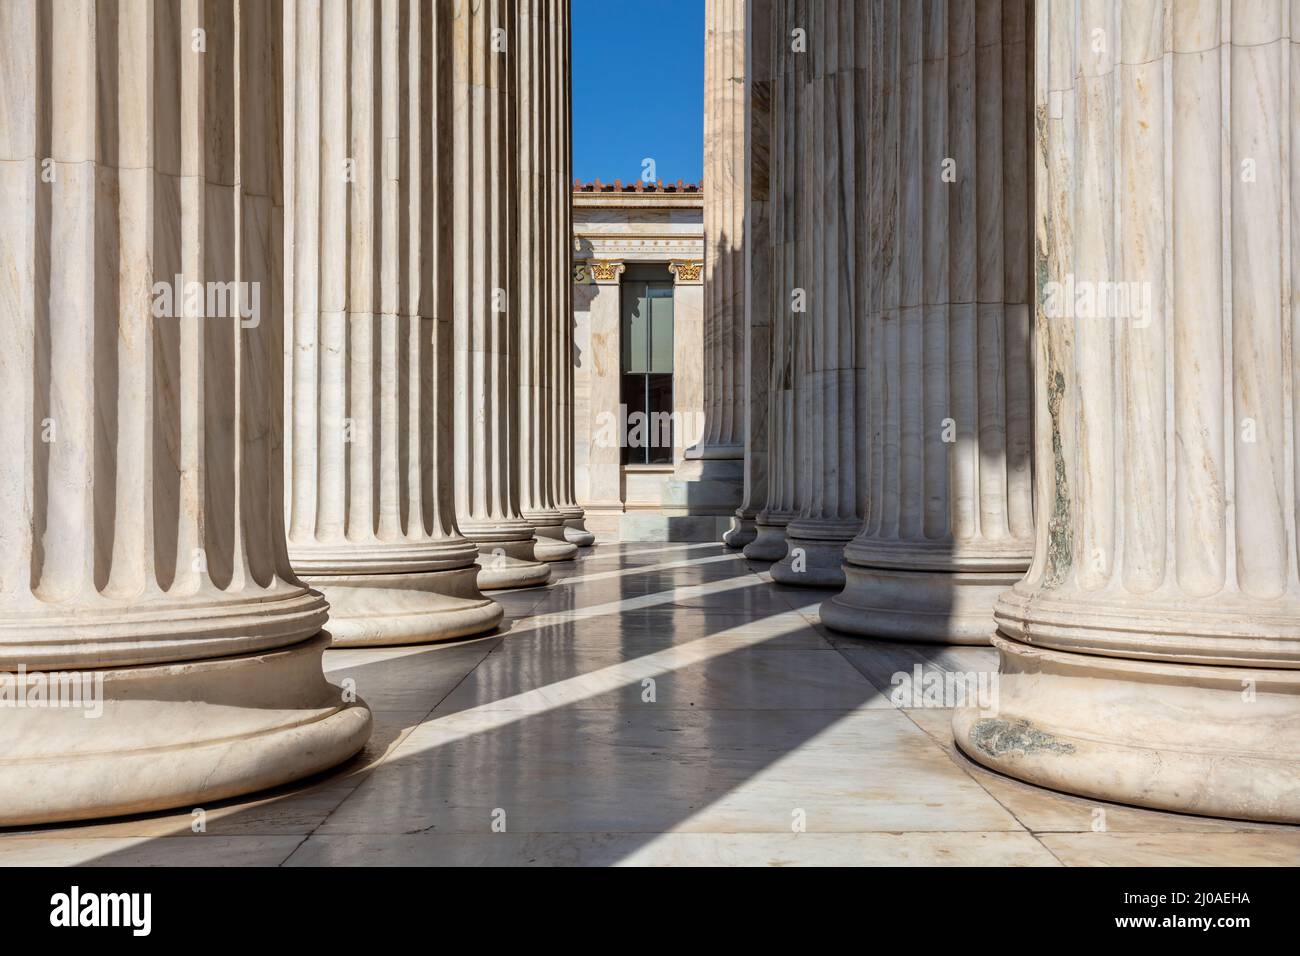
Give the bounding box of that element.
[669,258,707,466]
[576,259,626,530]
[954,0,1300,823]
[0,0,370,825]
[822,0,1035,642]
[284,0,503,643]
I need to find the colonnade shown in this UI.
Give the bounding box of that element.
[0,0,581,824]
[4,0,1299,829]
[953,0,1300,823]
[724,0,1300,822]
[822,0,1036,641]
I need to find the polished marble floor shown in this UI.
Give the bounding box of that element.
[3,542,1298,866]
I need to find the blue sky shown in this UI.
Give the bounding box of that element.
[572,0,704,185]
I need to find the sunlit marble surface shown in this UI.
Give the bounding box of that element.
[1,544,1295,867]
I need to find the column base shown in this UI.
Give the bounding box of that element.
[953,636,1300,824]
[529,518,580,562]
[304,568,503,647]
[471,540,552,590]
[722,513,758,549]
[562,518,597,547]
[742,515,791,561]
[0,634,371,827]
[769,521,857,588]
[821,564,1023,645]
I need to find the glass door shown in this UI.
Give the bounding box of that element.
[620,280,674,464]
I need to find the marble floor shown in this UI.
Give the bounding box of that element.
[3,542,1298,867]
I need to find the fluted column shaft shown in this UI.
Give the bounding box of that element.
[284,0,501,643]
[744,0,798,562]
[769,0,866,588]
[693,0,747,465]
[453,0,550,589]
[955,0,1300,823]
[550,0,593,546]
[823,0,1035,643]
[724,0,771,549]
[0,0,369,825]
[518,0,577,561]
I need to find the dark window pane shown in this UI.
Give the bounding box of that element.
[622,372,648,465]
[646,373,674,464]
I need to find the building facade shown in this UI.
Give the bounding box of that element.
[572,182,746,541]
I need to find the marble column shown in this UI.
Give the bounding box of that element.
[0,0,370,825]
[284,0,502,644]
[822,0,1034,642]
[549,0,595,547]
[955,1,1300,822]
[453,0,550,590]
[768,0,864,588]
[696,0,746,462]
[680,0,745,513]
[723,0,771,550]
[518,0,578,562]
[743,0,796,563]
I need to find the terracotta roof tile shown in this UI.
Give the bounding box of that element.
[572,178,702,194]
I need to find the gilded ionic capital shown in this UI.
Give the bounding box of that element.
[587,259,627,284]
[668,259,703,285]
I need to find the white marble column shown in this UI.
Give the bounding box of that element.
[0,0,370,825]
[769,0,865,588]
[723,0,771,549]
[670,0,743,530]
[453,0,550,589]
[284,0,502,644]
[743,0,796,562]
[518,0,578,562]
[550,0,594,547]
[680,0,745,514]
[955,0,1300,823]
[822,0,1034,642]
